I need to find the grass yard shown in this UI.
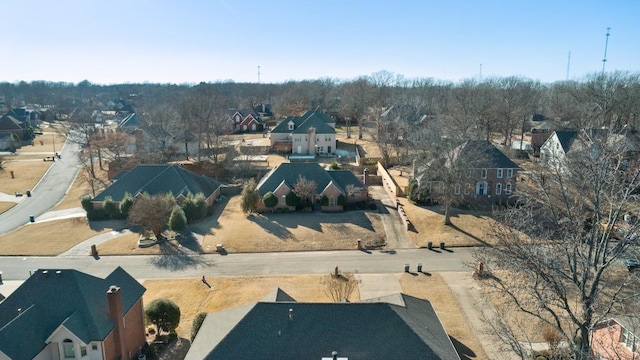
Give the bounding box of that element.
[0,202,15,213]
[0,218,119,255]
[142,272,485,359]
[399,197,497,247]
[198,195,385,253]
[0,160,52,195]
[23,132,67,153]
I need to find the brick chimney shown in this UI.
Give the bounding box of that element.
[107,285,127,359]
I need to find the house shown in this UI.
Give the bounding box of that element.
[91,164,223,209]
[540,129,640,171]
[591,316,640,359]
[185,288,460,360]
[0,133,18,151]
[226,109,264,133]
[256,162,367,212]
[5,108,38,128]
[413,140,521,203]
[269,110,336,155]
[0,267,146,360]
[0,115,25,140]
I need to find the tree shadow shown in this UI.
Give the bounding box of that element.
[449,335,477,360]
[176,230,204,253]
[147,241,214,271]
[247,214,296,240]
[447,223,491,246]
[154,337,191,360]
[188,196,230,236]
[88,219,127,232]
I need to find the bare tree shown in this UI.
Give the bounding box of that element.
[341,78,372,140]
[128,194,176,236]
[293,175,317,208]
[476,129,640,359]
[323,272,358,302]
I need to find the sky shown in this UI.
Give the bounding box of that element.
[3,0,639,85]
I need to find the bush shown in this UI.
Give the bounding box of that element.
[168,330,178,343]
[263,191,278,211]
[330,161,340,170]
[337,194,346,206]
[81,195,93,212]
[169,206,187,231]
[190,312,208,341]
[320,195,329,206]
[102,196,120,219]
[286,191,300,207]
[86,209,106,221]
[144,298,181,333]
[119,192,134,218]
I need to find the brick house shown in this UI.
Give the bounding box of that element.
[0,267,146,360]
[256,162,367,212]
[591,317,640,359]
[412,140,521,204]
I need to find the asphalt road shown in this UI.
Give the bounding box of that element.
[0,141,81,235]
[0,247,476,280]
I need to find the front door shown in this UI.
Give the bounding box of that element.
[327,146,331,154]
[297,146,302,154]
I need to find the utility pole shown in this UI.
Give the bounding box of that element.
[602,27,611,74]
[566,51,571,80]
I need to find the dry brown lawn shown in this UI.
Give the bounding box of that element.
[20,132,67,153]
[199,195,385,253]
[98,233,173,255]
[399,197,497,247]
[0,218,118,256]
[0,202,15,213]
[0,160,52,195]
[142,272,485,360]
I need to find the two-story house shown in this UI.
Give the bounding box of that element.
[413,140,521,204]
[269,110,336,155]
[0,267,146,360]
[226,109,264,133]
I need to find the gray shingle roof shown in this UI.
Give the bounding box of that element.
[271,110,335,134]
[93,164,222,202]
[188,292,460,360]
[0,267,145,359]
[554,130,579,152]
[456,140,520,169]
[256,163,363,196]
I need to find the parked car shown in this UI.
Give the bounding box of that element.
[625,259,640,271]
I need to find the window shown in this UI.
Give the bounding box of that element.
[481,169,487,179]
[464,183,470,195]
[63,339,75,358]
[465,169,471,178]
[496,183,502,195]
[329,197,337,206]
[497,169,503,178]
[325,135,331,141]
[316,146,324,153]
[507,169,513,178]
[294,136,301,142]
[454,184,460,195]
[80,346,87,356]
[505,183,512,195]
[288,122,294,130]
[91,343,98,350]
[621,328,640,350]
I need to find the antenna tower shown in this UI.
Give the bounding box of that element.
[601,27,611,73]
[566,51,571,80]
[257,66,261,84]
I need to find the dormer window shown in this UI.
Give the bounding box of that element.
[288,121,295,131]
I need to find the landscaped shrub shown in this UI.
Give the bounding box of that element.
[181,193,199,222]
[330,161,340,170]
[102,196,120,219]
[285,191,300,207]
[190,312,208,341]
[263,191,278,212]
[337,194,346,206]
[193,193,207,219]
[169,206,187,231]
[86,209,106,221]
[81,195,93,212]
[119,192,134,218]
[320,195,329,206]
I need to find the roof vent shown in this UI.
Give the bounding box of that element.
[288,308,293,321]
[56,271,62,277]
[42,270,48,277]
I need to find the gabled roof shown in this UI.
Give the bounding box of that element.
[0,267,145,360]
[118,112,142,128]
[93,164,222,202]
[0,115,23,131]
[271,110,335,134]
[187,292,460,360]
[256,163,363,196]
[553,130,579,152]
[458,140,520,169]
[5,108,28,122]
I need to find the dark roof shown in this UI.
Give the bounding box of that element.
[93,164,222,202]
[5,108,28,122]
[554,130,579,152]
[118,112,143,128]
[256,163,363,196]
[0,115,23,131]
[188,293,459,360]
[453,140,520,169]
[0,267,145,359]
[271,110,335,134]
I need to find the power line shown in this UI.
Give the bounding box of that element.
[602,27,611,74]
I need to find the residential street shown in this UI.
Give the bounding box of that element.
[0,140,81,235]
[0,247,476,281]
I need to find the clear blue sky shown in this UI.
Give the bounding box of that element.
[3,0,638,85]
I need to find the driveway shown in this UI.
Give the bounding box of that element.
[368,185,416,249]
